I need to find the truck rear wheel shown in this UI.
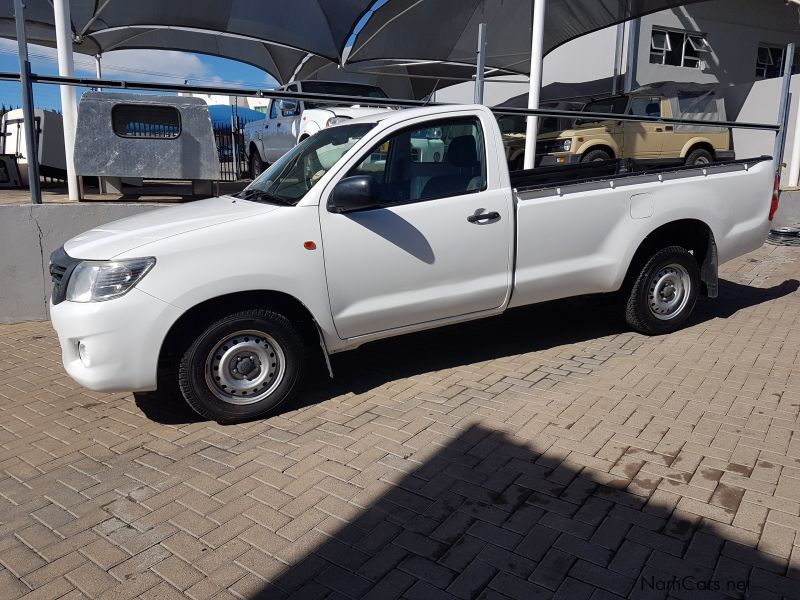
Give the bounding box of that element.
[178,309,305,423]
[625,246,700,335]
[249,152,266,180]
[685,148,713,166]
[581,149,612,163]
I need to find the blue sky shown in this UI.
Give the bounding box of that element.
[0,40,279,111]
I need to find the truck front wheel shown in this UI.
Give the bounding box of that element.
[581,149,612,163]
[249,152,266,180]
[625,246,700,335]
[178,309,305,423]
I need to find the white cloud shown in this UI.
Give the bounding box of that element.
[0,39,215,84]
[91,49,215,83]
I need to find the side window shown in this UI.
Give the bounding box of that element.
[629,97,661,118]
[348,118,487,205]
[283,85,302,116]
[269,100,278,119]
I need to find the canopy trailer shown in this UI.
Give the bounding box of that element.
[73,92,220,194]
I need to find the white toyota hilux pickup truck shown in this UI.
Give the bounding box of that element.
[50,104,777,423]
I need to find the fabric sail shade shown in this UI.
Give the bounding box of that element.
[0,0,374,83]
[0,0,712,85]
[347,0,712,74]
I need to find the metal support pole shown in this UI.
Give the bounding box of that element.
[624,18,640,93]
[523,0,546,170]
[13,0,41,204]
[474,23,487,105]
[612,23,625,96]
[53,0,80,200]
[775,42,795,182]
[231,98,240,180]
[95,54,102,91]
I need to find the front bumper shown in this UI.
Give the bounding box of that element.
[538,153,583,167]
[50,288,182,393]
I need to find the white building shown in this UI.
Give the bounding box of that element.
[439,0,800,186]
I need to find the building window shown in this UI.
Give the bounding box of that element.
[755,44,800,79]
[649,28,710,69]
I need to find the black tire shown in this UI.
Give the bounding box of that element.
[178,309,305,423]
[249,151,266,180]
[581,148,612,163]
[625,246,700,335]
[685,148,713,166]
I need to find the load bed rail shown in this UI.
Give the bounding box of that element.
[510,156,774,193]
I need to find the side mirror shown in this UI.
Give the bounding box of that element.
[329,176,381,214]
[279,99,299,115]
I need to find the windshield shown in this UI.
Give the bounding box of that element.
[303,82,388,110]
[238,123,376,206]
[583,96,629,116]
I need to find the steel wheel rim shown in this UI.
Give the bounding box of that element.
[204,330,286,405]
[648,263,691,321]
[693,155,710,165]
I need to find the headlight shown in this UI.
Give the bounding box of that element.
[326,116,351,128]
[558,139,572,152]
[66,258,156,303]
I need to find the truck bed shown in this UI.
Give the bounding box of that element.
[509,156,773,193]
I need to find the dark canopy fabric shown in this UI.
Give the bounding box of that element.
[2,0,372,62]
[0,18,312,83]
[294,56,518,99]
[347,0,711,74]
[0,0,711,86]
[0,0,374,83]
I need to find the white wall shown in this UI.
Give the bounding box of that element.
[434,26,622,106]
[634,1,800,89]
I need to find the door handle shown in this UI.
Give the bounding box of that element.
[665,126,674,132]
[655,128,664,132]
[467,210,501,224]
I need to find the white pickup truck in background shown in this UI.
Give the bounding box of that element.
[244,81,393,178]
[50,104,777,423]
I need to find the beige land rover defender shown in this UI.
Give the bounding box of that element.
[504,84,733,170]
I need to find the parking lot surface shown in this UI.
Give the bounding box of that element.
[1,244,799,600]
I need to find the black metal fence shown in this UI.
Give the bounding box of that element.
[213,113,262,181]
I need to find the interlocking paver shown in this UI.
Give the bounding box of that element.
[1,244,800,598]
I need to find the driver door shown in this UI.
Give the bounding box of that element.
[623,97,666,160]
[320,115,513,340]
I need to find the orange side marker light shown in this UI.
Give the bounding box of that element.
[304,241,317,251]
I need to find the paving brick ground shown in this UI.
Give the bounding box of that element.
[1,244,800,600]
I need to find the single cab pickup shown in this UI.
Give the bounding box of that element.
[50,105,777,423]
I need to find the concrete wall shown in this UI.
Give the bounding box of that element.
[0,203,163,323]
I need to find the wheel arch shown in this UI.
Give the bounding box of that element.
[623,219,718,298]
[681,139,716,160]
[578,143,617,159]
[159,290,331,377]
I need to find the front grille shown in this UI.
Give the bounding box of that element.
[49,246,80,305]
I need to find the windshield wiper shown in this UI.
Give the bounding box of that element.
[233,189,295,206]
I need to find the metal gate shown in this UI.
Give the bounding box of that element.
[214,112,261,181]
